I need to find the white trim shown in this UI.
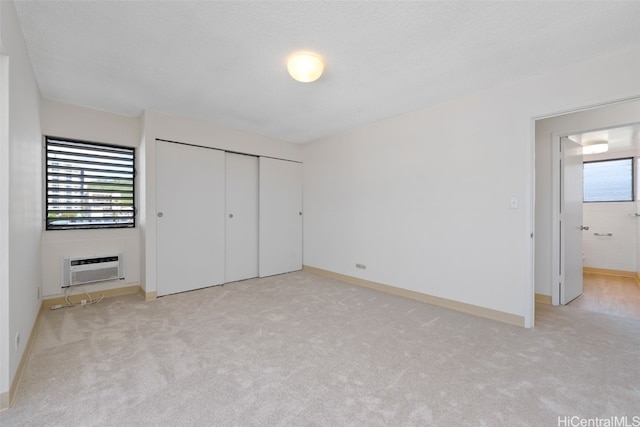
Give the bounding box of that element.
[525,118,536,328]
[552,133,563,305]
[0,53,10,406]
[304,266,525,327]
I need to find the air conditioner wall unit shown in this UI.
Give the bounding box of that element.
[62,254,124,288]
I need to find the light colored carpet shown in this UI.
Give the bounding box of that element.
[1,271,639,426]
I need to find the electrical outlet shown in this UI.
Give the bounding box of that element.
[356,263,366,270]
[15,332,20,350]
[81,299,87,305]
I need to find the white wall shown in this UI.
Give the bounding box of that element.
[582,147,639,272]
[304,44,640,327]
[583,202,637,271]
[535,99,640,296]
[0,0,42,406]
[140,110,302,295]
[39,99,141,297]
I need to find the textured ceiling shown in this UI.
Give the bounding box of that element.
[13,1,640,143]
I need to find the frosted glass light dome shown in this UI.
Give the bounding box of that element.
[287,52,324,83]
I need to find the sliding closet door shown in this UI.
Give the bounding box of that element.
[225,153,259,283]
[156,141,225,296]
[259,157,303,277]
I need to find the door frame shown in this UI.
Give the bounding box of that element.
[532,96,640,323]
[550,133,563,305]
[551,123,640,304]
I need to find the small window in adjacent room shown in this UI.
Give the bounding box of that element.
[45,136,135,230]
[583,157,634,202]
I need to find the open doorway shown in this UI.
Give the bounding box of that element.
[534,98,640,321]
[564,124,640,319]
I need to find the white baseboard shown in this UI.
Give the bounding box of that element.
[303,265,525,327]
[0,304,43,412]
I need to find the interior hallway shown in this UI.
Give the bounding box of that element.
[568,273,640,320]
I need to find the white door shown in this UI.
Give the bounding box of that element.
[225,153,259,283]
[156,141,226,296]
[560,136,584,304]
[259,157,303,277]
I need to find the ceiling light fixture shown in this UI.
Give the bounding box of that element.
[582,140,608,155]
[287,52,324,83]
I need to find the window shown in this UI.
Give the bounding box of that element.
[46,136,135,230]
[583,157,633,202]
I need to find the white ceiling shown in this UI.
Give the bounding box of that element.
[13,1,640,143]
[570,123,640,154]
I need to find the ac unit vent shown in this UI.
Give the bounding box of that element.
[62,254,124,287]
